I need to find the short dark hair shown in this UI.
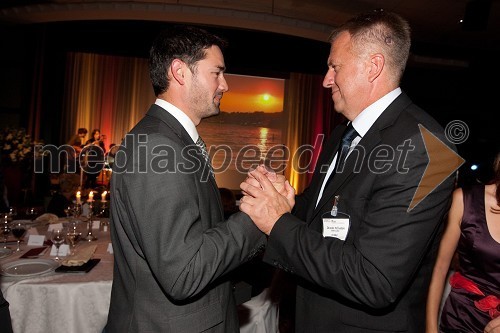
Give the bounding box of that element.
[149,25,227,96]
[78,128,88,135]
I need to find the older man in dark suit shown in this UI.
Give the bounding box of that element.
[105,26,266,332]
[240,10,460,332]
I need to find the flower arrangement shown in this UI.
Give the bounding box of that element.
[0,128,33,165]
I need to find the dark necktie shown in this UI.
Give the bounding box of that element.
[335,123,359,172]
[325,123,358,187]
[196,136,214,177]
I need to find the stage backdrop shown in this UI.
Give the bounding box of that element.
[61,52,340,193]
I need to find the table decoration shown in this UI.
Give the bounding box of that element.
[82,200,97,241]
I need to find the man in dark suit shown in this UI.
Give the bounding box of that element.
[240,10,460,332]
[105,26,266,332]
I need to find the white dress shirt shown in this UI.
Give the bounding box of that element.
[155,98,200,143]
[315,88,402,206]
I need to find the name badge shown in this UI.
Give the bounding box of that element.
[322,216,350,240]
[322,195,350,240]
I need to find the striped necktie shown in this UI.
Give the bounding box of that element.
[196,136,214,177]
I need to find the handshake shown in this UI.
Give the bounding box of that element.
[238,165,295,235]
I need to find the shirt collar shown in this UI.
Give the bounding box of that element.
[351,87,402,137]
[155,98,199,143]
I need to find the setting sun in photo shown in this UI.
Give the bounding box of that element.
[221,74,284,113]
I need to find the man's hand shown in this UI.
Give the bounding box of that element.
[239,166,295,235]
[242,165,290,202]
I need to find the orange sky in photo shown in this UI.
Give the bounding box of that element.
[220,73,285,113]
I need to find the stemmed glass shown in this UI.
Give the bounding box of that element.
[11,222,27,252]
[51,228,66,261]
[82,200,97,242]
[66,221,80,256]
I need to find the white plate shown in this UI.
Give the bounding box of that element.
[0,248,12,259]
[0,259,59,277]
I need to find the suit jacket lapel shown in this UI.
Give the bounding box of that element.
[145,105,223,214]
[312,131,381,219]
[305,124,346,222]
[310,92,413,221]
[146,104,189,143]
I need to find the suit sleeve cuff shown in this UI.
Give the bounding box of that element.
[262,212,304,272]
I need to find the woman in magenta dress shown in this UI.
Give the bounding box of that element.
[427,152,500,333]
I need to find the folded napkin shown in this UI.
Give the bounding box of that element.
[61,244,97,267]
[35,213,59,225]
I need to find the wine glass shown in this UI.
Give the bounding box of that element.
[66,221,80,255]
[11,222,27,252]
[51,228,66,260]
[65,230,80,255]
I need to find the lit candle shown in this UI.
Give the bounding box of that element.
[76,191,81,204]
[88,191,94,202]
[101,191,107,202]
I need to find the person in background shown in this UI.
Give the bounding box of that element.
[67,127,87,155]
[66,128,87,173]
[105,26,266,332]
[85,129,106,151]
[486,318,500,333]
[104,143,119,170]
[83,129,106,189]
[427,152,500,332]
[47,173,80,217]
[219,187,238,219]
[240,10,457,332]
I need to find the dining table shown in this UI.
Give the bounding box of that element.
[1,217,113,333]
[0,216,278,333]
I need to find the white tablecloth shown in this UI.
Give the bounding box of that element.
[1,221,113,333]
[238,288,279,333]
[1,219,278,333]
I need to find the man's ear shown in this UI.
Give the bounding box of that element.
[368,53,384,82]
[171,59,186,85]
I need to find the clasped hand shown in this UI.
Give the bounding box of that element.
[239,165,295,235]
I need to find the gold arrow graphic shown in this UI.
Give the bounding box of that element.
[408,125,465,211]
